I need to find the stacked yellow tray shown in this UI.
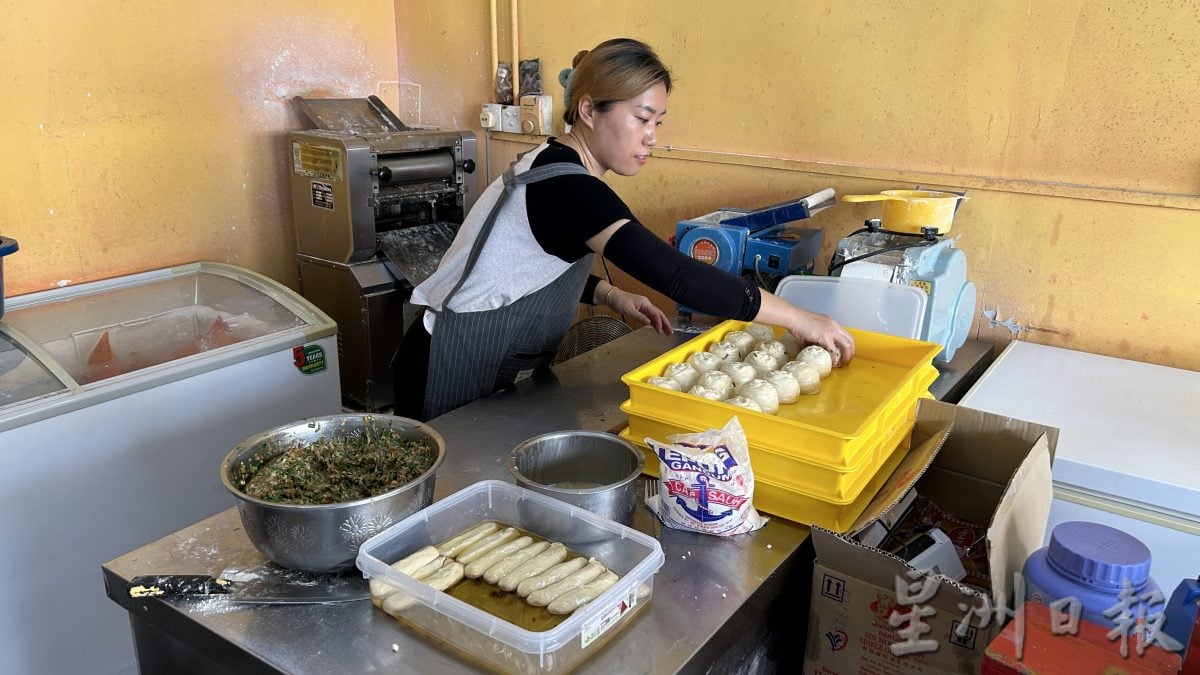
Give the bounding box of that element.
[620,319,940,531]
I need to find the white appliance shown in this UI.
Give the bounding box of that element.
[959,341,1200,597]
[0,262,341,675]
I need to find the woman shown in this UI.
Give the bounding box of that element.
[395,38,854,421]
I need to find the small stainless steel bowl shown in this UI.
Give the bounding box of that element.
[220,414,445,572]
[508,430,643,527]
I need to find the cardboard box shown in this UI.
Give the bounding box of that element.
[803,400,1059,675]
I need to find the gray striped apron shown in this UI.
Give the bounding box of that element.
[422,160,595,420]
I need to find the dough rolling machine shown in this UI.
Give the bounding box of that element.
[287,96,478,410]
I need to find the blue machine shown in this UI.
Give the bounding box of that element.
[830,218,976,363]
[674,188,833,317]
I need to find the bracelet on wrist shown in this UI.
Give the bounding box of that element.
[604,285,619,307]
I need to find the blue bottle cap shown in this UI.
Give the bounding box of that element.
[1046,521,1152,591]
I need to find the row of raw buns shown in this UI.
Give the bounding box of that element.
[645,322,837,415]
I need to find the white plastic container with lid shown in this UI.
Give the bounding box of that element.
[774,275,927,339]
[1024,521,1162,628]
[357,480,665,674]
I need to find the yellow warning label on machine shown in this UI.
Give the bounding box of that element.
[910,279,933,294]
[292,142,342,181]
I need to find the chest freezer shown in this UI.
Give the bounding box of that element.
[960,341,1200,599]
[0,262,342,675]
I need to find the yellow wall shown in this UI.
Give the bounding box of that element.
[4,1,1196,371]
[399,0,1200,371]
[0,0,401,293]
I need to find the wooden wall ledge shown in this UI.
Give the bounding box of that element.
[487,132,1200,211]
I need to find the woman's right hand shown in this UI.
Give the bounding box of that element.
[785,308,855,366]
[755,291,855,366]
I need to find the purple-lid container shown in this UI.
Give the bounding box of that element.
[0,237,18,320]
[1024,521,1161,628]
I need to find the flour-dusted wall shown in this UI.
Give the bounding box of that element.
[399,1,1200,371]
[0,1,402,295]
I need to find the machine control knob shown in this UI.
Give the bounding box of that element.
[866,218,883,232]
[375,165,392,182]
[460,159,476,174]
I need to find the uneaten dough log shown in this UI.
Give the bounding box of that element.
[547,571,620,615]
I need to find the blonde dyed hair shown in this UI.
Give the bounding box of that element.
[563,38,672,125]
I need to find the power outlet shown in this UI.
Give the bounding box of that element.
[480,103,502,129]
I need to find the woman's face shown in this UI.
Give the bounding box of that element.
[587,82,668,177]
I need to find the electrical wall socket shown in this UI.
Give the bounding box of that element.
[520,95,553,135]
[499,105,522,133]
[480,103,501,129]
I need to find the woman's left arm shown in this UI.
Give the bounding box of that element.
[587,219,673,335]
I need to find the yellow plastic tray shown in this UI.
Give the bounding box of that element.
[619,353,936,478]
[624,424,913,532]
[622,398,917,502]
[621,320,940,470]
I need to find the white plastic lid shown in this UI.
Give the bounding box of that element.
[774,275,927,339]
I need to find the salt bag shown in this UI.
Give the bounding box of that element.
[644,417,768,536]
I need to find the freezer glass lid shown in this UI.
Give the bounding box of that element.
[0,328,67,406]
[3,270,309,385]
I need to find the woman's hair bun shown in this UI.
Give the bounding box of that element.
[571,49,589,68]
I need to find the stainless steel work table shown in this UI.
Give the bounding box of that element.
[102,328,991,674]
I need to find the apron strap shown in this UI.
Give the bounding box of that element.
[439,160,592,310]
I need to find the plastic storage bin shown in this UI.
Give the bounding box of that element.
[357,480,665,674]
[619,319,938,530]
[621,320,940,469]
[620,392,919,502]
[774,274,928,339]
[622,411,913,531]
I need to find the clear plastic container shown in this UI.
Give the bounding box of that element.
[774,274,928,339]
[356,480,665,674]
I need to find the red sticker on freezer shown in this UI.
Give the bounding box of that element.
[293,344,327,375]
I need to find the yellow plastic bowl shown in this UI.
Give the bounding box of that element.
[841,189,966,234]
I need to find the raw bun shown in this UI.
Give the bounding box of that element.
[688,385,725,401]
[721,361,757,388]
[665,362,701,390]
[745,323,776,342]
[687,351,723,374]
[737,378,780,414]
[797,345,834,379]
[647,376,682,391]
[699,371,735,398]
[782,361,821,394]
[723,330,756,357]
[724,396,763,412]
[707,340,741,364]
[756,339,787,364]
[744,350,779,378]
[764,370,801,404]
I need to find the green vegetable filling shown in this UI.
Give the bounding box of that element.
[236,428,437,505]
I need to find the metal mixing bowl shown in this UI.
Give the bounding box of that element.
[220,413,445,572]
[508,430,643,528]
